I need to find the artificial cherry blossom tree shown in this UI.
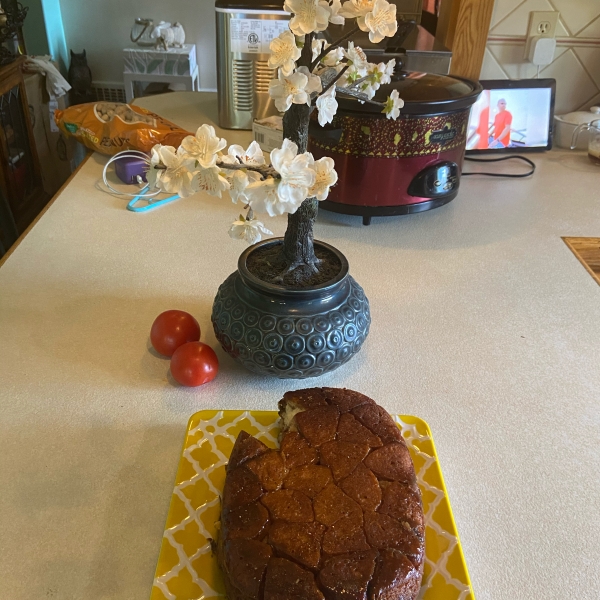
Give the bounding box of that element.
[147,0,404,283]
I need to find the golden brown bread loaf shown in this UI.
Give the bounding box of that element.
[217,387,424,600]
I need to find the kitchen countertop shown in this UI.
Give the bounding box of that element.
[1,91,599,599]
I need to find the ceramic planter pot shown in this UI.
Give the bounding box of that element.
[211,238,370,379]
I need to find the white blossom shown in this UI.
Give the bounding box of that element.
[219,142,264,204]
[268,30,302,76]
[222,141,265,166]
[339,0,374,29]
[146,144,165,189]
[271,139,316,208]
[312,37,326,62]
[383,58,395,84]
[284,0,331,35]
[354,58,394,100]
[180,124,226,169]
[229,217,273,244]
[297,65,323,99]
[329,0,346,25]
[354,61,386,100]
[340,64,365,88]
[155,145,198,197]
[312,38,344,67]
[344,42,369,71]
[323,45,345,67]
[268,69,310,112]
[359,80,377,100]
[383,89,404,120]
[227,169,262,204]
[308,156,338,200]
[316,85,338,126]
[363,0,397,43]
[335,63,352,87]
[246,178,297,216]
[193,166,230,198]
[366,61,390,89]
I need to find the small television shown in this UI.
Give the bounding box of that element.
[466,79,556,154]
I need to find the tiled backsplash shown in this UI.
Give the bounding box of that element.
[481,0,600,114]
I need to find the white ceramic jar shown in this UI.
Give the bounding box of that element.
[554,106,600,149]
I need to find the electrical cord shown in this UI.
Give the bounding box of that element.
[462,155,536,178]
[102,150,161,198]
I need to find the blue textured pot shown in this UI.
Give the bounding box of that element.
[211,238,371,379]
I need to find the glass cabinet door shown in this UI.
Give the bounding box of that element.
[0,83,37,217]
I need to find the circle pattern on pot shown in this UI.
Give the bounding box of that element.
[212,273,371,379]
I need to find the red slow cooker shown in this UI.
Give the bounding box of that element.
[308,71,482,225]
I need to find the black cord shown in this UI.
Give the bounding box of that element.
[462,155,536,178]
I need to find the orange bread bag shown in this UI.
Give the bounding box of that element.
[54,101,191,155]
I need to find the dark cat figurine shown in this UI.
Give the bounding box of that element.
[68,49,94,105]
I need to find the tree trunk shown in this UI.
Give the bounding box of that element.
[281,34,319,274]
[282,194,319,271]
[283,102,310,153]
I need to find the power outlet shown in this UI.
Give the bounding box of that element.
[524,11,560,59]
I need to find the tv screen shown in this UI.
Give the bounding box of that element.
[466,80,555,153]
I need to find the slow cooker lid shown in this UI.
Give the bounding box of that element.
[215,0,286,9]
[338,71,482,116]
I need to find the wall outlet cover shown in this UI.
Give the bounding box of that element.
[524,11,560,60]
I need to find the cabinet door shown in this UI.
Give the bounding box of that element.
[0,82,44,229]
[0,185,18,257]
[0,61,47,234]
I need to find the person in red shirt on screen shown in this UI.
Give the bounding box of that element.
[491,98,512,148]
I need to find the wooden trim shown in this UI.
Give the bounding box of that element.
[0,152,91,269]
[488,35,600,48]
[437,0,496,80]
[562,237,600,287]
[436,0,461,50]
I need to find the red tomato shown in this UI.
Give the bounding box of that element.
[150,310,201,357]
[170,342,219,387]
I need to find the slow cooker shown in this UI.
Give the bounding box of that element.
[308,71,482,225]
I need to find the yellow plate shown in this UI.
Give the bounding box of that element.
[151,411,475,600]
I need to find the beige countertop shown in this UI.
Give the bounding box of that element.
[1,92,599,599]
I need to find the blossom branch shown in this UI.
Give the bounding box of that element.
[348,74,371,89]
[150,161,279,180]
[217,161,281,180]
[300,31,314,68]
[319,64,349,97]
[310,25,360,70]
[336,87,385,107]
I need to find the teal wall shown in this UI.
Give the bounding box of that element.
[40,0,68,73]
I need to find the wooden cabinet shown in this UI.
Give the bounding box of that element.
[0,56,48,236]
[436,0,495,80]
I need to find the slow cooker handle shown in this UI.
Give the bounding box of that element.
[386,20,417,53]
[391,68,409,82]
